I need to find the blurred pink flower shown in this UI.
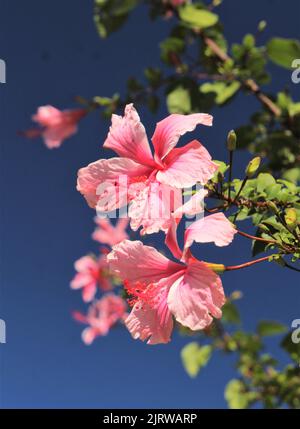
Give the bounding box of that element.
[77,103,217,235]
[73,294,128,345]
[92,217,129,247]
[71,254,112,302]
[26,105,86,148]
[107,213,236,344]
[170,0,186,6]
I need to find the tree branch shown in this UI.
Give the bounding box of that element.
[203,36,281,117]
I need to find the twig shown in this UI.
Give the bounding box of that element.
[203,36,281,117]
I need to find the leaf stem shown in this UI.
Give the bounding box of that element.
[283,261,300,273]
[237,230,276,244]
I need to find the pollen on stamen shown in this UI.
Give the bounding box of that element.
[129,175,148,184]
[124,280,159,309]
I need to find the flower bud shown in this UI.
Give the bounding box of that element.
[217,171,224,183]
[227,130,237,151]
[258,223,270,233]
[267,201,278,214]
[258,20,267,32]
[230,290,243,301]
[245,156,261,177]
[284,208,297,229]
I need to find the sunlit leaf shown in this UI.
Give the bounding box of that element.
[267,37,300,69]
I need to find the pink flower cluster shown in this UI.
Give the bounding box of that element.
[75,105,237,344]
[71,218,129,344]
[73,294,128,345]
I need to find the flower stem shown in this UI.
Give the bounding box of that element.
[225,255,271,271]
[233,176,248,203]
[228,150,233,201]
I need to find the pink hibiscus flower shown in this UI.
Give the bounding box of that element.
[25,105,86,148]
[92,217,129,247]
[70,254,112,302]
[107,212,237,344]
[77,104,218,235]
[73,294,128,345]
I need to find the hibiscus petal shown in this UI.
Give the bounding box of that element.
[173,188,207,220]
[129,181,183,235]
[82,327,97,345]
[125,275,181,344]
[167,261,225,331]
[70,272,92,290]
[103,104,154,166]
[32,105,61,126]
[74,255,98,272]
[126,303,173,345]
[77,157,151,208]
[107,240,183,284]
[156,140,218,188]
[184,212,237,251]
[165,216,182,260]
[92,217,129,246]
[82,283,98,303]
[152,113,213,161]
[42,124,78,148]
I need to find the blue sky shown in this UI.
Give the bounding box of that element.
[0,0,299,408]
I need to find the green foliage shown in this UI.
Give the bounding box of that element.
[160,37,185,65]
[257,321,287,337]
[267,37,300,69]
[281,332,300,362]
[225,379,255,409]
[222,301,241,325]
[167,85,191,113]
[200,81,240,105]
[181,342,212,378]
[94,0,139,38]
[179,5,218,30]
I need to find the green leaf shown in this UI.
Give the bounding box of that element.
[94,0,138,38]
[147,94,159,114]
[256,173,276,193]
[144,67,162,87]
[179,5,218,30]
[243,34,255,49]
[283,168,300,184]
[225,379,250,409]
[167,85,191,114]
[267,37,300,69]
[200,81,241,105]
[257,321,287,336]
[252,238,268,257]
[181,342,212,378]
[281,332,300,362]
[210,160,229,183]
[222,301,241,325]
[160,37,185,64]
